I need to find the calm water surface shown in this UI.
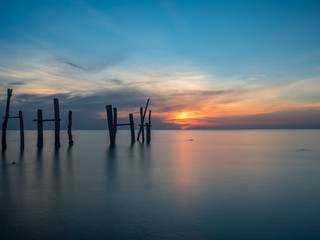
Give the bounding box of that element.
[1,130,320,240]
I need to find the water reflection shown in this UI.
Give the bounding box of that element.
[0,130,319,240]
[52,149,61,198]
[106,145,118,190]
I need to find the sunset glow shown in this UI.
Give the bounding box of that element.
[0,1,319,130]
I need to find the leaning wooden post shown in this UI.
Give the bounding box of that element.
[146,110,151,143]
[113,108,117,143]
[67,111,73,146]
[37,109,43,148]
[129,113,135,143]
[2,88,13,151]
[53,98,60,148]
[139,107,145,142]
[106,105,115,145]
[19,110,24,150]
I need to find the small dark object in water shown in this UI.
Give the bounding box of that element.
[11,161,16,164]
[297,148,311,152]
[189,139,194,141]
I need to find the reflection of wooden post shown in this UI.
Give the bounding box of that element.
[19,111,24,150]
[146,110,151,143]
[129,113,135,143]
[139,107,145,142]
[37,109,43,148]
[2,89,13,151]
[54,98,60,148]
[106,105,115,145]
[113,108,117,142]
[67,111,73,146]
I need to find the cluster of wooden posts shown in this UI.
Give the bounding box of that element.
[1,89,73,151]
[1,89,152,151]
[106,98,152,145]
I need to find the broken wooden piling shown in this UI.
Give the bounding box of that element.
[2,89,13,151]
[113,108,117,142]
[54,98,60,148]
[67,111,73,146]
[129,113,135,143]
[19,111,24,150]
[36,109,44,148]
[146,110,152,143]
[139,107,145,142]
[106,105,115,145]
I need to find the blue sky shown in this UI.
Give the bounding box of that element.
[1,0,320,129]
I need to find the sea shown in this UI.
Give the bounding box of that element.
[0,130,319,240]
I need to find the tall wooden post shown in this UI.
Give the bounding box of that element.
[139,107,145,142]
[2,89,13,151]
[54,98,60,148]
[106,105,115,145]
[37,109,43,148]
[67,111,73,146]
[129,113,135,143]
[113,108,117,142]
[146,110,151,143]
[19,110,24,150]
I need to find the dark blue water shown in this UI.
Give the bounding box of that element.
[1,130,320,239]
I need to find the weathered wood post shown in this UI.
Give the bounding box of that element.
[67,111,73,146]
[113,108,117,142]
[37,109,43,148]
[53,98,60,148]
[106,105,115,145]
[139,107,145,142]
[19,110,24,150]
[146,110,151,143]
[2,89,13,151]
[129,113,135,143]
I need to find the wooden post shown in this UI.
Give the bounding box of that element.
[139,107,145,142]
[146,110,151,143]
[129,113,135,143]
[106,105,115,145]
[19,110,24,150]
[67,111,73,146]
[137,98,150,141]
[54,98,60,148]
[146,123,150,143]
[2,89,13,151]
[113,108,117,143]
[37,109,43,148]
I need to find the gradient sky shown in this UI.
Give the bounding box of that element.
[1,0,320,130]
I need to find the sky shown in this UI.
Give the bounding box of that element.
[0,0,320,130]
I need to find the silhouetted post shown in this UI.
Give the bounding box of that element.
[129,113,135,143]
[19,111,24,151]
[67,111,73,146]
[137,98,150,141]
[146,110,151,143]
[139,107,145,142]
[54,98,60,148]
[106,105,115,145]
[2,89,13,151]
[113,108,117,142]
[37,109,43,148]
